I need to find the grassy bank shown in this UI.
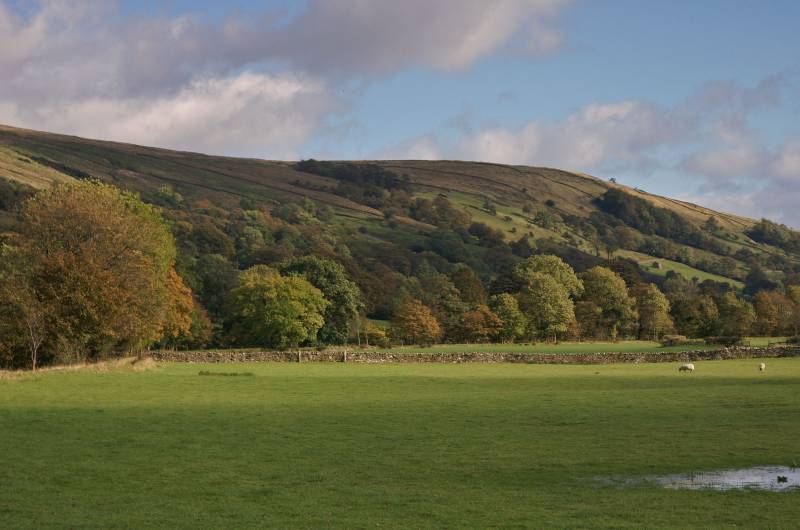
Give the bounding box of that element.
[1,359,799,528]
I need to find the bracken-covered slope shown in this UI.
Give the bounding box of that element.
[0,123,795,293]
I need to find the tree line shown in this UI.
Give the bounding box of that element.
[2,179,798,370]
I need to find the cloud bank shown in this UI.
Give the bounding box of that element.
[1,1,798,224]
[380,73,800,225]
[0,0,571,156]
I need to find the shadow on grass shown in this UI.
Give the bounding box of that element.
[198,370,255,377]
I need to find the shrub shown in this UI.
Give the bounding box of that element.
[660,334,687,346]
[705,336,746,347]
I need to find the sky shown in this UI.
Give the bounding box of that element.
[1,0,799,225]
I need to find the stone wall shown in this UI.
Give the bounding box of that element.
[151,346,800,364]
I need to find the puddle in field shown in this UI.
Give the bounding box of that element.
[601,466,800,491]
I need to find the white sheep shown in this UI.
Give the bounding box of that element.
[678,363,695,373]
[759,362,766,372]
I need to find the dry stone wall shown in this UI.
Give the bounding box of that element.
[151,346,800,364]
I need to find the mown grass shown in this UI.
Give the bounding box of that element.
[1,359,799,528]
[371,339,788,355]
[375,341,696,354]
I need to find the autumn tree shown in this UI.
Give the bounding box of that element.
[579,266,636,340]
[354,318,390,348]
[229,265,328,348]
[157,270,213,350]
[786,285,800,336]
[634,284,674,340]
[774,291,796,336]
[0,180,192,365]
[281,256,363,345]
[454,305,503,343]
[163,302,214,349]
[489,294,527,342]
[753,290,780,336]
[414,273,467,340]
[390,298,442,346]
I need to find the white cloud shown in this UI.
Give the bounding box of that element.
[0,0,573,156]
[678,191,759,220]
[772,140,800,182]
[0,1,337,156]
[377,73,800,225]
[383,100,680,172]
[270,0,571,75]
[681,181,800,228]
[1,72,337,159]
[680,127,766,179]
[383,75,793,180]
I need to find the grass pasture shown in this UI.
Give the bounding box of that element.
[375,340,709,354]
[616,249,745,289]
[373,337,784,354]
[2,359,799,528]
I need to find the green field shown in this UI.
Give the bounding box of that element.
[2,359,799,528]
[616,249,745,289]
[373,337,784,354]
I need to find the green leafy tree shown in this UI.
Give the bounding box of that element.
[671,294,719,338]
[449,266,487,306]
[514,255,583,297]
[194,254,239,318]
[229,266,329,348]
[716,292,755,338]
[574,300,603,339]
[517,272,575,342]
[634,284,674,340]
[489,294,527,342]
[786,285,800,336]
[281,256,363,344]
[579,266,636,340]
[415,274,468,340]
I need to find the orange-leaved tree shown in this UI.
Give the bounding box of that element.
[455,305,503,343]
[390,298,442,346]
[0,180,193,367]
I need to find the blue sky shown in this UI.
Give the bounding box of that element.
[1,1,799,224]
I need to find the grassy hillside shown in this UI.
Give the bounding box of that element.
[1,123,797,299]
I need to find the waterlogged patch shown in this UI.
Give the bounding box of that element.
[601,466,800,491]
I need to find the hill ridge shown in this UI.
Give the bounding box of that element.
[1,123,797,295]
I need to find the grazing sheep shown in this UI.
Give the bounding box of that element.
[759,362,766,372]
[678,363,695,373]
